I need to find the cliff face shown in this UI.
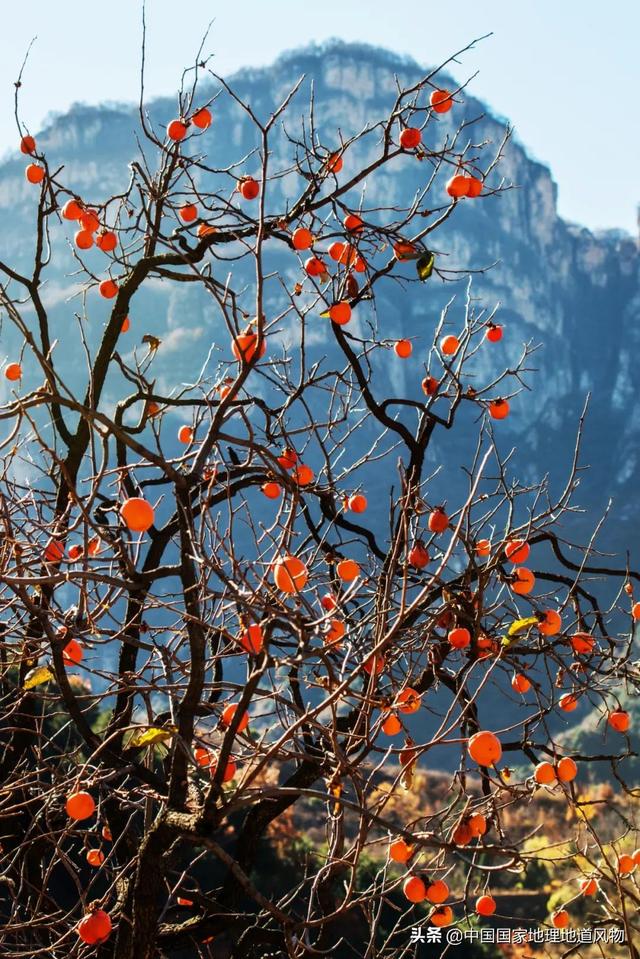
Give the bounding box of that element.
[0,41,637,541]
[0,40,637,758]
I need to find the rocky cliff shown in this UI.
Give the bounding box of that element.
[0,41,638,753]
[1,41,637,550]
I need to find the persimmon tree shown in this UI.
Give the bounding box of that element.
[0,35,639,959]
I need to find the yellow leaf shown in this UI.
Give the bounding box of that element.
[128,726,176,748]
[23,664,54,689]
[416,251,435,281]
[507,617,538,637]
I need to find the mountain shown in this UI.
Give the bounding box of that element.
[1,41,637,539]
[0,40,637,760]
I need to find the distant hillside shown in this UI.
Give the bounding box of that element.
[0,39,637,763]
[1,42,637,539]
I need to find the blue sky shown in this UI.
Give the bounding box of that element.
[2,0,638,234]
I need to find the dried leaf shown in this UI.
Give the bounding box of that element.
[400,764,416,791]
[128,725,176,748]
[416,251,435,281]
[23,664,54,689]
[141,334,162,352]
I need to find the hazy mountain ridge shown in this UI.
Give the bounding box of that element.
[0,41,638,759]
[1,42,637,501]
